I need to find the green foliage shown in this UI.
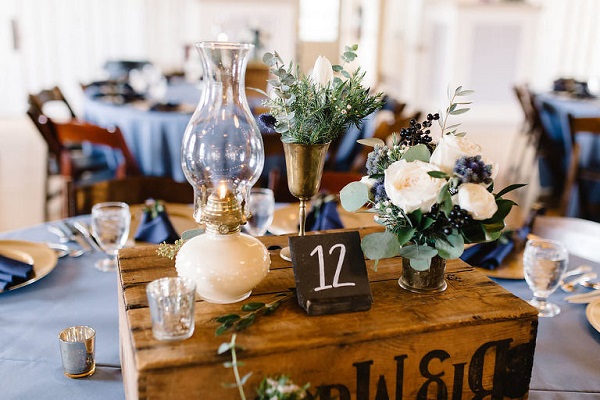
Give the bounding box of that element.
[262,45,384,145]
[338,86,525,270]
[213,290,294,336]
[339,181,371,212]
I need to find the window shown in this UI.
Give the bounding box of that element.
[299,0,340,42]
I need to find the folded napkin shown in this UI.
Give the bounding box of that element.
[461,204,546,270]
[134,200,180,244]
[0,253,34,291]
[460,238,515,270]
[306,195,344,231]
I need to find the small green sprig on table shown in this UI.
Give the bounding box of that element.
[213,289,295,336]
[218,334,313,400]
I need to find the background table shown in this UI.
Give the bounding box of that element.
[0,221,599,399]
[536,92,600,217]
[82,81,201,182]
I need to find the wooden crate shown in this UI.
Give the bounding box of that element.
[117,227,538,400]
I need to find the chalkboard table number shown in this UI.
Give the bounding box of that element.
[289,231,372,316]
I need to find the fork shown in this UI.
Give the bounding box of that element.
[561,272,597,292]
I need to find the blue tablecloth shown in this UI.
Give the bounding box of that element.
[536,93,600,218]
[1,220,599,399]
[83,82,201,182]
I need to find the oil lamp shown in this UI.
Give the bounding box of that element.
[175,42,270,304]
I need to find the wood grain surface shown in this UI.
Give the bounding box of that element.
[118,227,538,400]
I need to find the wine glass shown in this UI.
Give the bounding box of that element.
[523,238,569,317]
[244,188,275,236]
[91,202,131,272]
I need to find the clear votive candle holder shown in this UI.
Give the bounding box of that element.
[146,277,196,341]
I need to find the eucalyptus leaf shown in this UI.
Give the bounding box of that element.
[357,137,385,147]
[217,342,232,354]
[361,231,401,261]
[399,244,438,262]
[340,181,370,212]
[435,234,464,259]
[181,228,205,240]
[400,144,430,162]
[456,89,475,96]
[449,108,470,115]
[409,258,432,271]
[240,372,253,385]
[332,64,343,72]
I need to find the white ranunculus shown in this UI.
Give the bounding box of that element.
[430,134,482,174]
[309,55,334,88]
[457,183,498,220]
[384,160,446,214]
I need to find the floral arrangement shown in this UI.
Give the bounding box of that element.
[258,45,384,145]
[340,87,524,270]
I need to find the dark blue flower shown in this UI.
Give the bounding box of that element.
[258,113,277,133]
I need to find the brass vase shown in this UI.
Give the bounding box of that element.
[280,142,330,261]
[398,255,447,293]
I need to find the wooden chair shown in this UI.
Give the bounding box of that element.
[29,86,77,120]
[64,176,194,217]
[560,115,600,220]
[54,121,142,217]
[55,121,141,180]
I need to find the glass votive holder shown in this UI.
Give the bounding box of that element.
[146,277,196,341]
[58,325,96,378]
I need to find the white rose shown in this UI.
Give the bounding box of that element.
[384,160,446,214]
[309,55,334,88]
[457,183,498,220]
[430,134,482,174]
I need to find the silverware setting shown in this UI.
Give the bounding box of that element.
[46,221,100,257]
[560,272,597,292]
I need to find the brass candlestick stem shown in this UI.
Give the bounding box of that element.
[280,142,330,261]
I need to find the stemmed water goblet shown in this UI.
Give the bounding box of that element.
[244,188,275,237]
[90,202,131,272]
[523,238,569,317]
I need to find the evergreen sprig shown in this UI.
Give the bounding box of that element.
[213,290,295,336]
[261,45,384,145]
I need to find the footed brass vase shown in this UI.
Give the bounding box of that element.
[280,142,330,261]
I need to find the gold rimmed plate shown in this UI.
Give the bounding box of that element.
[586,297,600,334]
[0,240,58,293]
[270,203,379,235]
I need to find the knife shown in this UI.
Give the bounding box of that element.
[565,289,600,304]
[72,221,103,252]
[62,221,94,253]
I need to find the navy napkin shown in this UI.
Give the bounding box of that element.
[306,196,344,231]
[461,239,515,270]
[134,200,180,244]
[461,204,545,270]
[0,254,34,291]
